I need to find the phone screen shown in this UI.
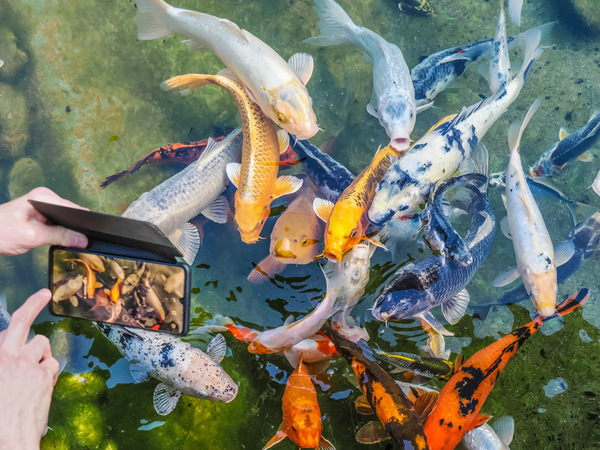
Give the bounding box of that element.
[49,247,190,335]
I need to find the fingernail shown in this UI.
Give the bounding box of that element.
[71,233,88,248]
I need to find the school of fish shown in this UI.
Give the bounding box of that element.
[36,0,600,447]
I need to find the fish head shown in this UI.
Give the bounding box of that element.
[185,352,239,403]
[368,168,425,227]
[372,290,424,321]
[340,243,371,286]
[378,96,414,151]
[272,234,321,263]
[529,144,557,177]
[235,199,270,244]
[265,83,318,140]
[323,219,362,262]
[286,418,322,449]
[525,270,558,317]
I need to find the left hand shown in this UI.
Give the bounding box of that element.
[0,187,88,256]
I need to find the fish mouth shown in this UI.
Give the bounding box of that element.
[323,249,343,262]
[390,137,411,151]
[274,249,296,260]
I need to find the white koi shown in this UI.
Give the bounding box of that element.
[134,0,318,139]
[305,0,420,150]
[489,0,511,93]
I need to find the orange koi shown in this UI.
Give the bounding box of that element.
[65,258,100,299]
[424,288,589,450]
[313,145,400,261]
[264,360,334,449]
[324,327,431,449]
[162,73,302,244]
[109,278,123,304]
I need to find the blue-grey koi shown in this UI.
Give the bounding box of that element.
[368,29,543,227]
[529,111,600,178]
[411,22,554,106]
[95,323,238,415]
[290,138,355,203]
[305,0,419,150]
[0,295,10,332]
[372,173,496,333]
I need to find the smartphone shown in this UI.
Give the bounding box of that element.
[49,246,190,335]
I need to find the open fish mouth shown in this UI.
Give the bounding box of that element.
[274,250,297,260]
[390,137,411,151]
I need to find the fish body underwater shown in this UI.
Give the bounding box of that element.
[423,288,589,450]
[397,0,433,16]
[95,324,238,415]
[324,328,429,449]
[122,129,243,264]
[314,145,399,261]
[372,173,495,332]
[162,73,302,244]
[263,360,334,449]
[368,29,543,226]
[305,0,418,150]
[530,110,600,178]
[135,0,318,139]
[289,138,355,203]
[248,183,322,282]
[374,349,454,381]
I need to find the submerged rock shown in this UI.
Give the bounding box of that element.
[567,0,600,34]
[0,26,29,79]
[0,82,29,157]
[8,157,45,199]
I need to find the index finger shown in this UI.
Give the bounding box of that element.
[3,289,51,350]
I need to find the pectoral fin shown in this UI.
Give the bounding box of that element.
[491,416,515,446]
[248,255,287,283]
[226,162,241,188]
[273,175,303,199]
[354,395,374,415]
[277,129,290,155]
[492,266,520,287]
[313,198,334,223]
[577,151,594,162]
[318,436,336,450]
[559,127,569,140]
[419,312,454,336]
[153,383,183,416]
[288,52,314,85]
[355,421,390,444]
[206,334,227,363]
[469,413,493,430]
[263,426,287,450]
[554,240,575,267]
[201,195,229,224]
[169,223,200,265]
[441,289,470,325]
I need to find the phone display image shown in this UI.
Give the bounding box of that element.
[49,248,189,335]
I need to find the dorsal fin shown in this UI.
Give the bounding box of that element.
[509,98,541,154]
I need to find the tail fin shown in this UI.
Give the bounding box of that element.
[160,74,212,93]
[304,0,357,47]
[510,22,555,52]
[508,98,541,154]
[135,0,173,40]
[520,29,544,82]
[546,288,589,320]
[507,0,524,26]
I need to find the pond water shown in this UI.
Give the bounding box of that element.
[1,0,600,448]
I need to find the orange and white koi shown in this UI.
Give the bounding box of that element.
[162,73,302,244]
[423,288,588,450]
[314,145,399,261]
[264,360,335,449]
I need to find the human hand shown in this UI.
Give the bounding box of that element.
[0,289,59,449]
[0,187,88,256]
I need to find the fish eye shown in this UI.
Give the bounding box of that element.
[301,238,308,245]
[277,112,287,123]
[349,228,358,238]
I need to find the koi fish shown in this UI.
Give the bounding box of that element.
[488,0,511,94]
[373,172,495,334]
[162,74,302,244]
[368,29,543,226]
[314,145,398,261]
[79,253,105,273]
[96,324,238,415]
[305,0,420,150]
[248,183,322,283]
[107,259,125,280]
[0,295,11,331]
[529,111,600,178]
[52,274,85,302]
[101,136,226,188]
[410,23,554,106]
[287,139,354,203]
[462,415,514,450]
[494,100,557,317]
[65,258,101,299]
[123,129,243,263]
[264,360,335,449]
[135,0,318,139]
[508,0,523,26]
[328,242,374,342]
[324,327,432,449]
[374,349,454,381]
[397,0,433,16]
[423,288,589,450]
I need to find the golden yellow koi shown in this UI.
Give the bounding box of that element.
[162,73,301,244]
[313,145,400,261]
